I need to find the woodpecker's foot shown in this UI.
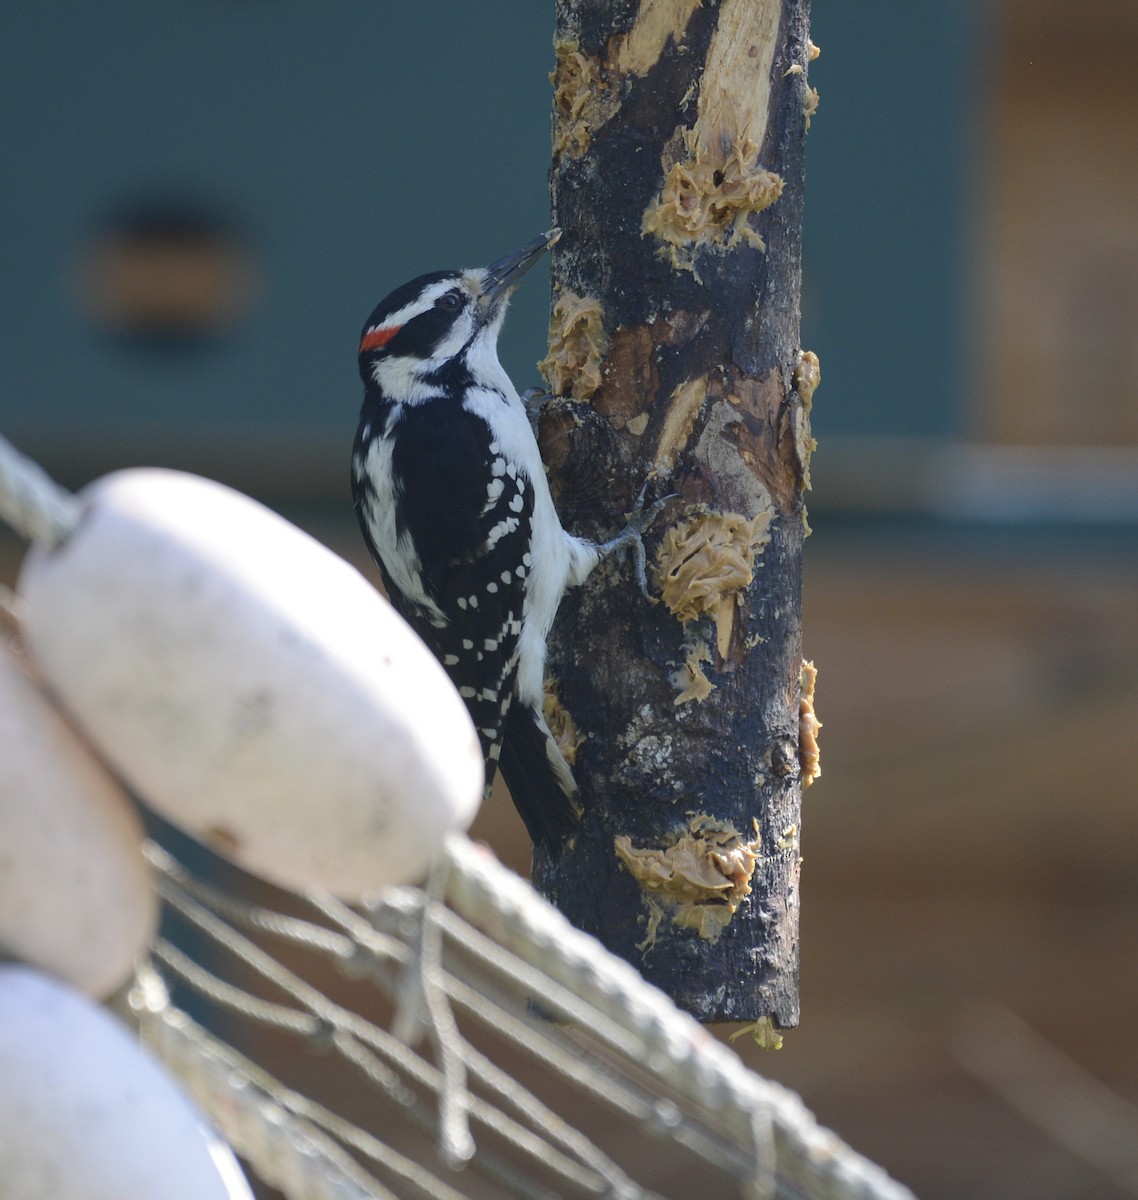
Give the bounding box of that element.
[598,479,677,601]
[522,387,552,428]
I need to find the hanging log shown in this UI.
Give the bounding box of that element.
[533,0,819,1028]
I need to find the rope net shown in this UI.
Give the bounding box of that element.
[131,834,912,1200]
[0,432,915,1200]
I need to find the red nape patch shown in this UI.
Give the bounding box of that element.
[359,324,402,353]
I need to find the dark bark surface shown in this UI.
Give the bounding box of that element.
[535,0,815,1026]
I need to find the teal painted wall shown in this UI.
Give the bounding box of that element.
[1,3,554,471]
[1,1,976,488]
[804,1,977,440]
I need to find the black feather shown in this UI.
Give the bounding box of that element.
[499,702,581,853]
[354,391,579,850]
[353,248,586,858]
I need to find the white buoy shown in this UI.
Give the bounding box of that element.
[18,468,483,897]
[0,642,156,997]
[0,965,252,1200]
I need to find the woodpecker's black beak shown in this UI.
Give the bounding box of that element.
[480,229,560,314]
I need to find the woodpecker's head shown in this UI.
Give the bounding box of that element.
[359,229,559,397]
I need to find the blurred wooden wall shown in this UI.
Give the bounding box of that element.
[978,0,1138,447]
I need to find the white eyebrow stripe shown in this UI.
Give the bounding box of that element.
[368,280,463,333]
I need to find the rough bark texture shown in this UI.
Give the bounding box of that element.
[535,0,815,1026]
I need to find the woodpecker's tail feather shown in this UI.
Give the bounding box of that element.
[499,702,582,857]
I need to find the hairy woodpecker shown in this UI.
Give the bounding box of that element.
[352,231,651,856]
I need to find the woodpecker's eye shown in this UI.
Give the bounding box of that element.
[435,291,463,312]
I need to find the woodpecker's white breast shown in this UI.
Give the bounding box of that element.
[459,351,598,707]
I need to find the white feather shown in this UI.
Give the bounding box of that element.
[354,432,447,627]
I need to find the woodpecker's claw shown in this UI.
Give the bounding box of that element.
[598,480,678,601]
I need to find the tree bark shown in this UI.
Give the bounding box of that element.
[534,0,817,1027]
